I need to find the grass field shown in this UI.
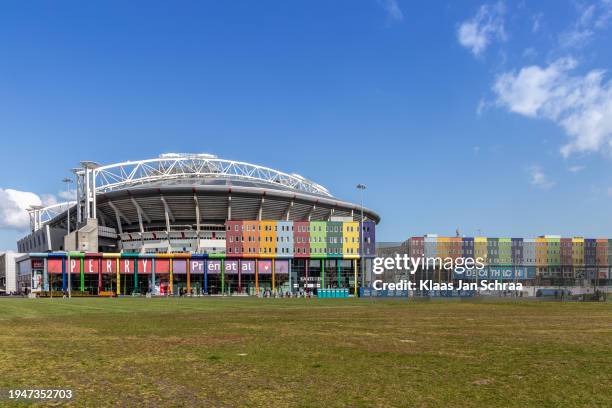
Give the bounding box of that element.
[0,298,610,407]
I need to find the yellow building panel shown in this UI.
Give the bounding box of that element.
[259,220,277,258]
[342,221,359,257]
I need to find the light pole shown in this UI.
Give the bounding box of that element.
[62,177,73,298]
[356,184,366,294]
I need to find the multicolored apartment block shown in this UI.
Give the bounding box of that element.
[401,234,612,282]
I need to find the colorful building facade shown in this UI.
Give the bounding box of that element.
[16,220,376,296]
[404,235,612,283]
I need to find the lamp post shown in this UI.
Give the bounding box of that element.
[62,177,73,298]
[356,184,366,294]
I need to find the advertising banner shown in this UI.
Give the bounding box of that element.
[225,260,239,274]
[47,258,64,274]
[31,259,44,269]
[241,260,255,274]
[120,259,135,274]
[101,259,117,274]
[69,259,80,274]
[258,260,272,275]
[275,260,289,274]
[31,272,43,292]
[83,258,99,274]
[155,259,170,274]
[138,259,152,274]
[173,259,187,274]
[207,260,222,274]
[190,260,205,274]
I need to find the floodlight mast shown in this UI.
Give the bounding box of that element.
[356,184,367,292]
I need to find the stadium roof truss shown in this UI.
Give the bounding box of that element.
[27,201,76,231]
[93,156,332,197]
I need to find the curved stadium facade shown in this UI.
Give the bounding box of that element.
[17,153,379,296]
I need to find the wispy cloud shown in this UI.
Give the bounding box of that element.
[58,189,76,201]
[528,166,555,189]
[532,12,543,33]
[378,0,404,22]
[493,57,612,157]
[476,98,488,115]
[457,2,506,57]
[559,1,612,48]
[568,165,585,172]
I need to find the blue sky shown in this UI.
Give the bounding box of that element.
[0,0,611,249]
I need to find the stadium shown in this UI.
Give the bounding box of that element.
[15,153,379,296]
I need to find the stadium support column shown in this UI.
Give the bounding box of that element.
[161,196,172,236]
[204,258,208,294]
[238,259,242,293]
[80,257,84,292]
[62,255,67,291]
[305,259,309,291]
[255,259,259,295]
[43,258,49,292]
[152,258,156,295]
[337,259,341,289]
[169,258,173,295]
[97,258,102,295]
[284,199,293,221]
[272,258,276,294]
[321,259,325,289]
[221,258,225,295]
[108,201,124,235]
[187,256,191,294]
[227,195,232,221]
[288,261,292,293]
[134,257,138,295]
[116,258,120,296]
[353,259,358,297]
[194,195,201,252]
[258,195,265,221]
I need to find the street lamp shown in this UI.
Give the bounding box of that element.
[356,184,367,294]
[62,178,73,235]
[62,177,73,298]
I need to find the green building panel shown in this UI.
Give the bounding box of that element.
[547,238,561,266]
[309,221,327,258]
[498,238,512,266]
[326,221,343,258]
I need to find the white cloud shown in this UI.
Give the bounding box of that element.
[522,47,537,59]
[532,13,543,33]
[568,165,585,172]
[528,166,555,189]
[0,189,43,230]
[476,98,488,115]
[493,57,612,157]
[379,0,403,22]
[58,189,76,201]
[559,1,612,48]
[457,2,506,56]
[0,188,74,231]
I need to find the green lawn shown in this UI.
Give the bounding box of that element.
[0,298,610,407]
